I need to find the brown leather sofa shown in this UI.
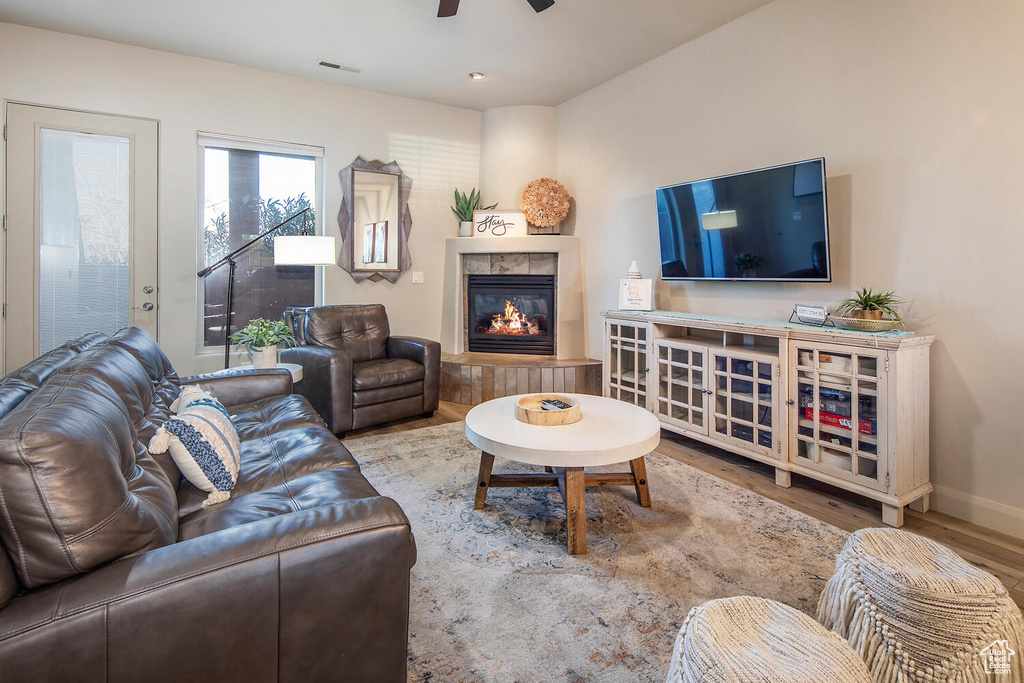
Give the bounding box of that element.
[283,304,440,435]
[0,327,414,682]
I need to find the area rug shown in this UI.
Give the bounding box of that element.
[345,422,849,682]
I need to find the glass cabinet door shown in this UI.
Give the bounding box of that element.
[606,321,648,407]
[654,340,707,434]
[710,351,778,458]
[790,343,887,490]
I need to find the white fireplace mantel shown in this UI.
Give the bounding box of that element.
[440,235,587,358]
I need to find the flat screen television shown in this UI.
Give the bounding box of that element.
[656,158,831,282]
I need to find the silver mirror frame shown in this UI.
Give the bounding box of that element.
[337,156,412,283]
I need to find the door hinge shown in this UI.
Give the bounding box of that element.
[2,124,6,141]
[885,356,890,373]
[2,303,5,319]
[777,440,781,454]
[885,472,890,487]
[1,215,5,231]
[776,365,781,377]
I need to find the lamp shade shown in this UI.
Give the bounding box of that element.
[700,210,738,231]
[274,236,337,265]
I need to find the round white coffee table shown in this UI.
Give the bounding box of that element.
[465,394,661,555]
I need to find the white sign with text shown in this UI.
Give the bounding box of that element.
[473,210,528,238]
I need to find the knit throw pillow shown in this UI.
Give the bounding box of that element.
[149,386,240,507]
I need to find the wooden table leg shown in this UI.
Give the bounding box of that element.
[629,456,652,507]
[474,452,495,510]
[564,467,587,555]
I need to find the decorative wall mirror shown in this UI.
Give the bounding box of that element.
[338,156,412,283]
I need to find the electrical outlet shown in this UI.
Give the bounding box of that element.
[412,271,424,284]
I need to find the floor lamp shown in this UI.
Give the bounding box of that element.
[197,207,337,369]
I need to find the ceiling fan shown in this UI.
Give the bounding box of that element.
[438,0,554,18]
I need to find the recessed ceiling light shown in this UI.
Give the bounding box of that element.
[468,72,486,80]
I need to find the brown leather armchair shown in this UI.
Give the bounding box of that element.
[283,304,440,435]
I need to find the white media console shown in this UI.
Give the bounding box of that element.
[602,310,933,526]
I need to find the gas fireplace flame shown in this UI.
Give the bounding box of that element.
[487,298,540,335]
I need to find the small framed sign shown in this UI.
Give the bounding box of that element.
[791,304,831,326]
[619,279,653,311]
[473,210,528,238]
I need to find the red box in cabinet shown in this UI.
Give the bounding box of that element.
[804,408,876,435]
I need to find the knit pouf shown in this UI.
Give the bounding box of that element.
[817,528,1024,683]
[665,596,873,683]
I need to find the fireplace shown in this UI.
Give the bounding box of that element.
[467,274,555,355]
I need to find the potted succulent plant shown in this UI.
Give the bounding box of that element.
[452,188,497,237]
[836,287,904,322]
[229,318,297,369]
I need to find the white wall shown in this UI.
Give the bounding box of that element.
[556,0,1024,538]
[480,105,557,212]
[0,22,481,375]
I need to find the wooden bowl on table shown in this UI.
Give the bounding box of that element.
[514,394,582,426]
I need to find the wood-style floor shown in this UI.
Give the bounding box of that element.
[349,401,1024,608]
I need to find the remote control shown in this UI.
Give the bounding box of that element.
[541,399,573,411]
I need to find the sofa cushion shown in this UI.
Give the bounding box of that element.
[176,394,359,516]
[0,333,111,603]
[304,304,390,362]
[57,329,184,490]
[108,327,181,428]
[177,468,381,540]
[352,358,424,391]
[0,332,108,422]
[150,387,241,508]
[229,392,332,441]
[0,372,177,589]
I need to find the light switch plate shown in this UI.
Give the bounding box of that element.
[412,271,424,284]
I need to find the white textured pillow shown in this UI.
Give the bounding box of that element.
[149,386,240,506]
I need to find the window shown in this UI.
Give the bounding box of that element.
[198,135,324,348]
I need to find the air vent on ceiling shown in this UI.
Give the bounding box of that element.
[318,60,360,73]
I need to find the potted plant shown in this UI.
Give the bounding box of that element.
[229,318,297,369]
[734,252,765,278]
[836,287,904,322]
[452,188,496,237]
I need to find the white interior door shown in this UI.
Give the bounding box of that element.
[3,103,158,371]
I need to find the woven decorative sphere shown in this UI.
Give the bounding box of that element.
[521,178,570,228]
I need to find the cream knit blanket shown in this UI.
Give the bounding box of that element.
[817,528,1024,683]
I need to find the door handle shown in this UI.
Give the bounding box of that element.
[133,302,155,311]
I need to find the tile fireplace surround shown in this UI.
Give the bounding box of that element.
[440,236,587,359]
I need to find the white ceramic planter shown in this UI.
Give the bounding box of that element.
[251,346,278,369]
[459,221,473,237]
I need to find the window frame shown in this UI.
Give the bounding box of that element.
[194,132,326,357]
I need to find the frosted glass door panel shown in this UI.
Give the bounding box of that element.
[38,129,131,354]
[4,104,157,371]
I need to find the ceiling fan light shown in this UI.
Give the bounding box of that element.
[526,0,555,12]
[468,72,486,80]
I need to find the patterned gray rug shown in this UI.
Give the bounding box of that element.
[345,422,848,682]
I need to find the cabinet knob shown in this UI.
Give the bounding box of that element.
[787,399,795,405]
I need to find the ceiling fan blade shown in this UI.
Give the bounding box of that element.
[526,0,555,12]
[438,0,460,17]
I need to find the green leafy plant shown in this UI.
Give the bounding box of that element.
[451,188,497,222]
[836,287,905,322]
[734,252,765,271]
[229,318,297,353]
